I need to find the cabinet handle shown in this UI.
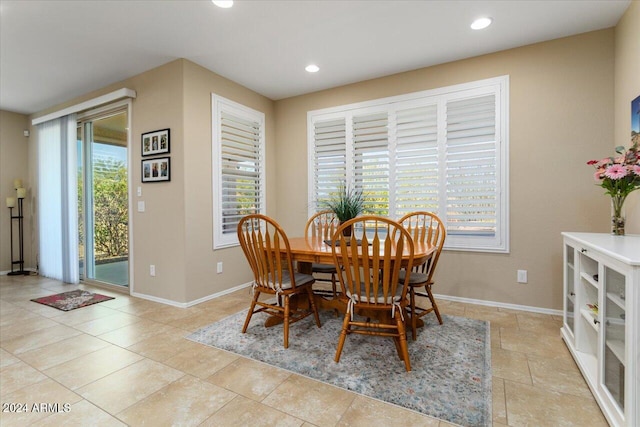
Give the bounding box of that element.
[581,248,587,253]
[593,318,600,325]
[570,292,575,296]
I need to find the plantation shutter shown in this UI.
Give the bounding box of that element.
[312,118,347,205]
[352,112,389,216]
[445,94,497,236]
[394,104,439,218]
[308,76,508,252]
[213,94,265,249]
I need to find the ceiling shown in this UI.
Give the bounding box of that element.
[0,0,631,115]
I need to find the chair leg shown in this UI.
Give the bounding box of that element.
[242,291,260,333]
[396,312,411,372]
[307,287,322,327]
[426,284,443,325]
[334,312,351,363]
[283,295,290,349]
[331,272,337,298]
[410,286,418,340]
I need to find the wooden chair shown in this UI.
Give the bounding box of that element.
[331,216,414,371]
[237,214,321,348]
[304,210,339,298]
[398,211,446,340]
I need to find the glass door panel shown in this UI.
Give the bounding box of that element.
[603,265,626,411]
[78,111,129,287]
[565,244,575,334]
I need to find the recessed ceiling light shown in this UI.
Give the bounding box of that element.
[471,17,492,30]
[305,64,320,73]
[212,1,233,8]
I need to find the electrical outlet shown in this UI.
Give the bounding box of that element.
[217,262,223,274]
[150,265,156,276]
[517,269,527,283]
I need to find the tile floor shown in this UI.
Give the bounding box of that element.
[0,274,608,426]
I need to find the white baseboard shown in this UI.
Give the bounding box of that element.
[130,281,253,309]
[434,293,563,316]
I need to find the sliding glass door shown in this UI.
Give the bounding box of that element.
[77,109,129,287]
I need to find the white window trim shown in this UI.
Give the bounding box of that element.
[307,76,509,253]
[212,94,266,249]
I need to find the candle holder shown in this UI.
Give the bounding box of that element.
[7,188,29,276]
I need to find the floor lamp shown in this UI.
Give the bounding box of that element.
[6,179,29,276]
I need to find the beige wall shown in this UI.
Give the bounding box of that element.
[274,29,615,310]
[615,0,640,233]
[27,59,273,303]
[0,110,32,272]
[181,60,276,302]
[21,17,634,310]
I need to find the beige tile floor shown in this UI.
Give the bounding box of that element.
[0,274,608,426]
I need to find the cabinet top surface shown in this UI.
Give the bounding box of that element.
[562,232,640,265]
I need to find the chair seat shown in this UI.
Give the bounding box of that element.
[347,282,404,304]
[398,270,429,285]
[312,263,337,273]
[266,271,315,290]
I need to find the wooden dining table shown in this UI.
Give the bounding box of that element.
[261,235,437,326]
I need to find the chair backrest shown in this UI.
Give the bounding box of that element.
[331,216,414,306]
[398,211,446,283]
[237,214,297,291]
[305,210,339,241]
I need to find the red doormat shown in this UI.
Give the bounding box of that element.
[31,290,114,311]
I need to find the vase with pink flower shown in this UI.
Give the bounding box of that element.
[587,140,640,235]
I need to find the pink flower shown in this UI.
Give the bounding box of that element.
[614,155,626,164]
[587,160,598,165]
[593,170,604,181]
[604,164,628,179]
[596,158,612,167]
[632,165,640,176]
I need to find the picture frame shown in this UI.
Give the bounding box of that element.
[632,94,639,144]
[142,157,170,183]
[141,128,170,157]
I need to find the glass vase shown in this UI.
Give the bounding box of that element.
[611,196,626,236]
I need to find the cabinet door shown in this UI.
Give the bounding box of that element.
[601,264,626,416]
[564,244,576,335]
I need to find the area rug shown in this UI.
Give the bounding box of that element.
[30,290,114,311]
[188,309,491,426]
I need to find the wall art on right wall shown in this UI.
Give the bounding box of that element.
[632,95,639,146]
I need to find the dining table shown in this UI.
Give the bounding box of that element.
[261,235,437,326]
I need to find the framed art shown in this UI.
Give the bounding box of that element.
[141,128,170,157]
[632,94,639,145]
[142,157,170,183]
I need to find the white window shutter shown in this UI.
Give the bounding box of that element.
[312,118,347,207]
[395,104,439,218]
[352,112,389,216]
[308,76,508,252]
[213,95,265,249]
[445,94,497,237]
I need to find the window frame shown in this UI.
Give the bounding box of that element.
[212,94,266,249]
[307,76,509,253]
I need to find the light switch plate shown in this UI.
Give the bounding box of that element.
[137,201,145,212]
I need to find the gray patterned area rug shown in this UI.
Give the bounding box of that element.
[187,309,491,427]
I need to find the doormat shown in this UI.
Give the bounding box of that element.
[188,309,491,426]
[31,290,114,311]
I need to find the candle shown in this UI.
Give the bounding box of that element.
[13,179,22,189]
[6,197,15,208]
[17,188,26,199]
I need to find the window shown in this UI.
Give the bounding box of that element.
[308,76,509,252]
[212,94,265,249]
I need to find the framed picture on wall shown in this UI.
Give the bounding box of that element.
[632,95,639,145]
[142,157,170,183]
[141,128,170,157]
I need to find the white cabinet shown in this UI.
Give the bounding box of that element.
[561,232,640,427]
